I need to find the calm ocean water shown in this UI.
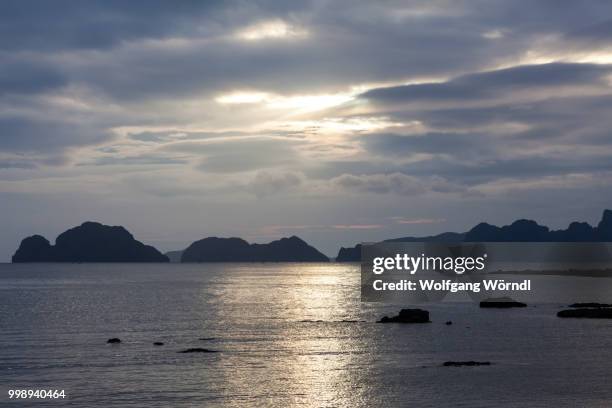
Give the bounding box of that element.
[1,263,611,407]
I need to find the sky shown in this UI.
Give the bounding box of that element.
[2,0,612,260]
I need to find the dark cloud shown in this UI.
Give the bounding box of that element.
[361,132,492,157]
[564,18,612,44]
[0,59,67,96]
[361,63,611,103]
[0,116,110,153]
[0,159,36,169]
[7,1,609,102]
[398,156,612,186]
[0,1,228,52]
[3,1,612,105]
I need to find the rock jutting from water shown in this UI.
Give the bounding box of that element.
[378,308,430,323]
[443,361,491,367]
[479,297,527,308]
[568,302,612,308]
[557,308,612,318]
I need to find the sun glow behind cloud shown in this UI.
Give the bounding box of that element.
[214,79,439,115]
[215,91,355,113]
[235,20,308,41]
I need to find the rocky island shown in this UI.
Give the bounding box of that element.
[180,236,329,262]
[12,222,169,263]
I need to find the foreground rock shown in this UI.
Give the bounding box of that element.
[107,338,121,344]
[12,222,168,263]
[480,297,527,308]
[443,361,491,367]
[378,309,430,323]
[557,308,612,318]
[181,236,328,262]
[178,348,218,353]
[568,302,612,308]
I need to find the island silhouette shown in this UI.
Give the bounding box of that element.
[11,209,612,263]
[337,209,612,261]
[12,223,328,263]
[12,222,169,263]
[180,236,329,262]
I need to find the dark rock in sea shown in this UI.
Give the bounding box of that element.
[107,338,121,344]
[153,342,164,346]
[557,308,612,318]
[11,235,55,262]
[445,321,453,325]
[181,236,329,262]
[12,222,169,263]
[378,308,430,323]
[443,361,491,367]
[568,302,612,308]
[480,297,527,308]
[178,348,218,353]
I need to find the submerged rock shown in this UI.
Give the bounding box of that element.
[153,342,164,346]
[480,297,527,308]
[568,302,612,308]
[178,348,218,353]
[378,308,430,323]
[443,361,491,367]
[107,338,121,344]
[557,308,612,318]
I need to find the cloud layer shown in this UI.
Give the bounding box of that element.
[2,1,612,259]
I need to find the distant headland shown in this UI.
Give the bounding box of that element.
[336,209,612,262]
[11,209,612,263]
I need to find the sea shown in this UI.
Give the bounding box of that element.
[1,263,611,407]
